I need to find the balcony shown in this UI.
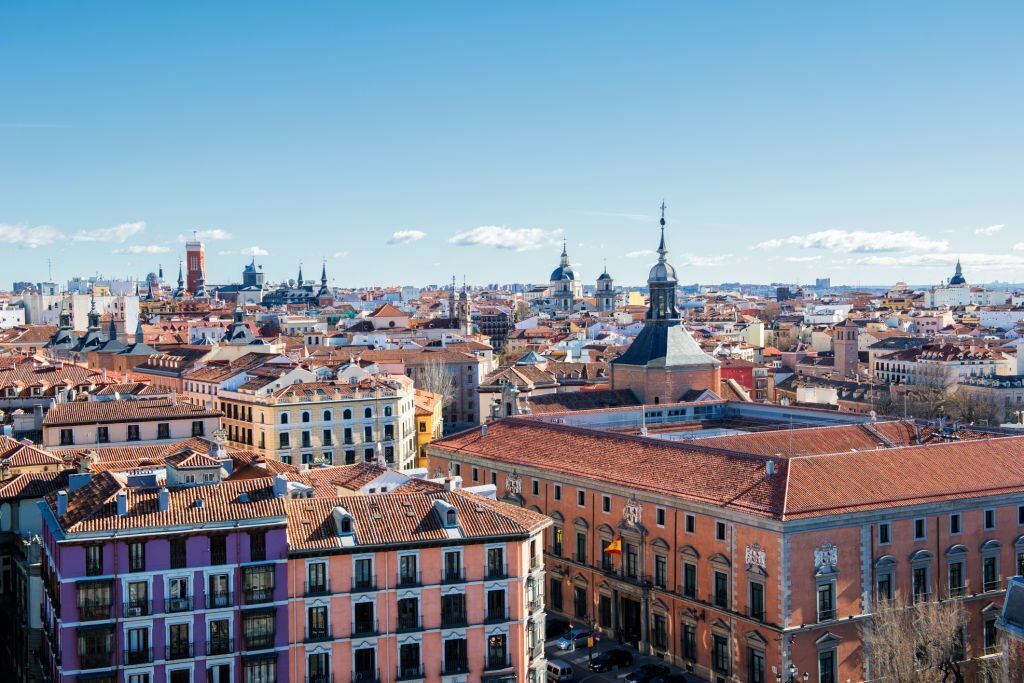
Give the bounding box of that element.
[166,643,194,660]
[352,670,380,683]
[984,579,1003,592]
[245,633,276,650]
[305,580,330,597]
[206,638,234,656]
[949,585,967,598]
[817,608,837,622]
[123,647,153,665]
[443,661,469,676]
[396,616,422,633]
[122,600,152,618]
[396,665,425,681]
[485,609,508,624]
[78,651,113,670]
[572,553,587,566]
[352,577,377,593]
[78,602,112,621]
[485,658,512,671]
[244,586,274,604]
[307,676,334,683]
[486,563,507,580]
[352,619,378,637]
[206,593,234,609]
[441,611,468,628]
[549,545,563,558]
[166,596,193,613]
[397,571,421,588]
[442,568,465,585]
[306,626,333,643]
[528,596,543,613]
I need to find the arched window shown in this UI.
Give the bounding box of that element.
[384,405,392,417]
[340,517,352,533]
[323,410,332,422]
[280,413,289,425]
[343,408,352,420]
[446,509,457,526]
[364,407,373,419]
[301,411,310,423]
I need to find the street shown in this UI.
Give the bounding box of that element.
[544,635,702,683]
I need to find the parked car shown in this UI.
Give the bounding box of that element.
[587,649,634,672]
[555,626,595,650]
[625,664,671,683]
[545,616,572,641]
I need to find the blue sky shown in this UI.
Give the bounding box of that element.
[2,1,1022,287]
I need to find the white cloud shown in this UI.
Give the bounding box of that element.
[627,250,656,258]
[754,229,949,253]
[678,254,733,267]
[73,221,145,243]
[115,244,170,254]
[1014,243,1024,252]
[240,246,269,256]
[448,226,560,252]
[387,230,427,245]
[784,255,822,263]
[0,223,64,248]
[334,251,349,258]
[179,229,234,242]
[975,224,1005,236]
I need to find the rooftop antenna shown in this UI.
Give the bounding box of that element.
[47,258,52,281]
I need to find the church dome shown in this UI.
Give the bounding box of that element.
[551,265,577,282]
[648,261,677,283]
[597,270,612,281]
[949,259,966,286]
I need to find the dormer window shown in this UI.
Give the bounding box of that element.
[340,517,352,533]
[446,509,457,526]
[332,506,355,537]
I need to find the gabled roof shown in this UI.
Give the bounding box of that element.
[42,398,222,427]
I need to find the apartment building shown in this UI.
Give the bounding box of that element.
[219,376,418,470]
[428,402,1024,682]
[284,475,550,683]
[41,398,222,449]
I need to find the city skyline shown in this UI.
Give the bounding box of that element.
[2,1,1022,285]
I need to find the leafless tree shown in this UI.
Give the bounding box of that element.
[944,389,1001,426]
[420,356,455,408]
[861,595,968,682]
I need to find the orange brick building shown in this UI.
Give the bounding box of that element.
[429,403,1023,682]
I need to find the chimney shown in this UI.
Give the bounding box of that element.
[157,487,169,513]
[116,490,128,516]
[444,476,462,491]
[68,472,92,492]
[766,460,776,478]
[273,474,288,498]
[481,423,488,437]
[56,490,68,517]
[171,390,178,407]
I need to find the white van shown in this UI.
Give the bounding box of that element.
[547,659,575,682]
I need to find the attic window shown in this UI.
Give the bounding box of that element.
[446,509,457,527]
[340,517,352,533]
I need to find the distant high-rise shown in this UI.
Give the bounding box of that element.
[185,234,205,294]
[815,277,831,289]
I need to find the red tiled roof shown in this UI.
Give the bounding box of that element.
[42,398,222,427]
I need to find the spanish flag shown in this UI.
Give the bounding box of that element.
[604,538,622,554]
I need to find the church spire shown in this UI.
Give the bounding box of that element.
[87,294,100,330]
[297,261,304,285]
[560,238,569,265]
[645,202,679,322]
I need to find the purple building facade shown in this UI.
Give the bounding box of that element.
[39,471,292,683]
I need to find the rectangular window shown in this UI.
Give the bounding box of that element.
[716,521,726,540]
[441,593,467,626]
[210,535,227,565]
[819,650,836,683]
[207,574,230,609]
[127,424,141,441]
[552,527,563,557]
[573,585,587,619]
[714,571,729,608]
[157,423,170,439]
[487,633,508,670]
[712,634,730,673]
[914,517,926,540]
[532,480,539,497]
[243,611,276,650]
[626,544,639,579]
[749,581,765,621]
[1019,504,1024,525]
[553,484,562,501]
[913,566,929,602]
[984,618,999,653]
[599,595,612,628]
[983,556,1000,592]
[128,542,145,572]
[656,507,666,527]
[683,563,697,598]
[602,495,611,513]
[550,578,563,611]
[249,530,267,562]
[486,547,505,579]
[279,433,290,448]
[168,622,191,660]
[654,555,667,589]
[97,426,109,443]
[86,545,103,576]
[354,557,374,589]
[397,597,419,631]
[577,489,585,507]
[307,605,329,640]
[170,538,187,569]
[682,624,697,661]
[817,582,835,621]
[243,565,275,603]
[749,648,766,683]
[60,428,74,446]
[307,562,327,595]
[192,421,205,437]
[985,509,996,530]
[877,572,893,602]
[949,561,965,597]
[652,614,667,650]
[878,522,891,545]
[575,532,587,564]
[399,555,418,586]
[399,642,421,679]
[167,577,189,612]
[950,513,961,535]
[472,467,479,482]
[486,588,506,621]
[443,638,468,675]
[685,513,695,534]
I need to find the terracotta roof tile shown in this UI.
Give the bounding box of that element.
[42,398,222,427]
